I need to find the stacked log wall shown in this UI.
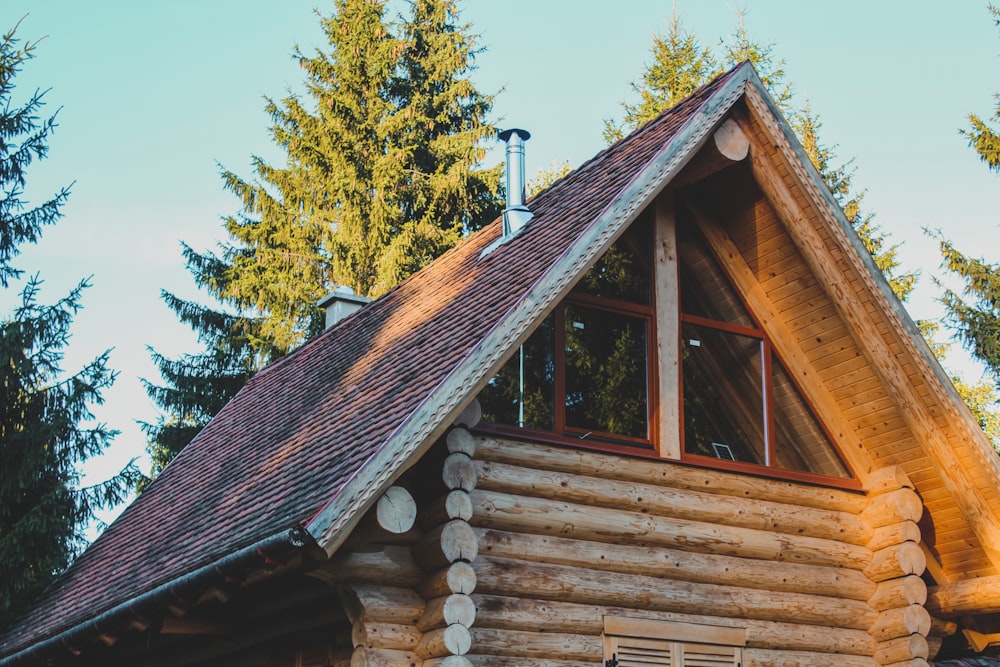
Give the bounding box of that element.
[317,404,482,667]
[467,436,891,667]
[317,415,951,667]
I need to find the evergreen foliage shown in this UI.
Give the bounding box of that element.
[964,4,1000,172]
[143,0,500,480]
[927,4,1000,449]
[937,237,1000,387]
[0,23,139,629]
[602,12,717,144]
[603,7,916,302]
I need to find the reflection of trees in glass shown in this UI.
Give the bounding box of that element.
[478,220,652,442]
[479,316,555,430]
[681,323,764,464]
[565,305,648,439]
[576,236,650,304]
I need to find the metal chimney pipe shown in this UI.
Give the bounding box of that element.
[498,128,533,237]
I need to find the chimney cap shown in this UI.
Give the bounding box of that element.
[498,128,530,142]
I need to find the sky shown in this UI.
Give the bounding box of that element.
[1,1,998,528]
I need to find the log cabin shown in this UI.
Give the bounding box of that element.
[2,61,1000,667]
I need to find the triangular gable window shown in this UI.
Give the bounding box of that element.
[478,200,853,483]
[677,218,851,479]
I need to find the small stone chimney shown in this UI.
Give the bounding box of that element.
[499,128,533,237]
[318,286,371,329]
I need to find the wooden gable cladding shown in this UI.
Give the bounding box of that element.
[696,91,1000,583]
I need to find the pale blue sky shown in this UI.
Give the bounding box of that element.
[1,1,998,524]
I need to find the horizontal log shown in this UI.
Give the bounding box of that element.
[863,466,915,497]
[350,647,417,667]
[929,616,958,637]
[454,399,482,429]
[424,657,473,667]
[927,574,1000,616]
[873,634,928,664]
[413,519,479,570]
[352,622,420,651]
[472,594,876,656]
[743,648,875,667]
[864,542,925,583]
[469,627,599,661]
[466,657,592,667]
[477,528,875,601]
[868,606,931,643]
[867,521,921,552]
[474,460,871,544]
[862,489,923,529]
[447,428,477,457]
[475,437,868,513]
[320,545,423,588]
[926,636,942,659]
[474,556,875,630]
[418,594,476,631]
[867,576,927,612]
[418,562,477,598]
[417,624,473,659]
[377,486,417,534]
[420,490,474,528]
[880,660,929,667]
[471,489,871,569]
[338,584,424,625]
[443,453,478,492]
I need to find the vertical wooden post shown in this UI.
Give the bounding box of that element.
[654,191,681,460]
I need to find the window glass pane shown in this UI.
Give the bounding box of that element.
[771,359,851,478]
[682,322,765,464]
[564,304,648,439]
[478,315,555,430]
[575,235,650,305]
[677,219,756,329]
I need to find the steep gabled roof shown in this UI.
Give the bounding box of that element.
[6,57,1000,663]
[0,60,750,663]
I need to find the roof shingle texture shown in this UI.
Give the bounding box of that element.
[0,68,735,657]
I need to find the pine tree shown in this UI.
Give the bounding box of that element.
[0,24,139,628]
[965,4,1000,172]
[603,8,916,302]
[937,238,1000,385]
[143,0,500,480]
[937,3,1000,383]
[602,11,717,144]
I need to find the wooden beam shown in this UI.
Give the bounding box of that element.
[739,89,1000,570]
[474,556,875,630]
[476,436,868,514]
[681,195,875,482]
[654,192,681,459]
[470,486,873,570]
[927,575,1000,617]
[673,119,750,186]
[473,459,871,545]
[476,527,875,602]
[473,593,875,656]
[375,486,417,534]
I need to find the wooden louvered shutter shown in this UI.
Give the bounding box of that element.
[677,641,741,667]
[604,618,743,667]
[607,635,674,667]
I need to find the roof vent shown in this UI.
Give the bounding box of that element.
[318,286,371,329]
[499,128,533,237]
